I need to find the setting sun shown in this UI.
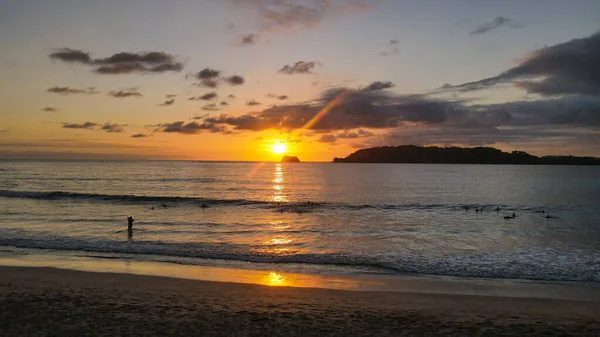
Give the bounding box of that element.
[271,142,287,155]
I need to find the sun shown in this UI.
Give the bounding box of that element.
[271,141,287,154]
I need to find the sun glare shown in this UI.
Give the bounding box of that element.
[271,141,287,154]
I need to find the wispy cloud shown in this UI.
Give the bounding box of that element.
[469,16,522,35]
[108,88,142,98]
[278,61,319,75]
[49,49,183,74]
[131,133,150,138]
[101,123,126,133]
[247,99,261,106]
[47,86,98,95]
[41,107,58,112]
[62,122,97,129]
[363,81,394,91]
[235,33,259,46]
[159,99,175,106]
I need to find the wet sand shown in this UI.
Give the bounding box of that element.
[1,266,599,336]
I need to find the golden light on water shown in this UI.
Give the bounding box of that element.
[265,272,288,286]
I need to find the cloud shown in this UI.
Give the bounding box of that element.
[220,101,229,106]
[225,75,245,85]
[41,107,58,112]
[160,121,226,134]
[363,81,394,91]
[166,94,177,98]
[49,49,183,74]
[202,103,222,111]
[108,89,142,98]
[159,99,175,106]
[247,99,261,106]
[229,0,378,34]
[454,31,600,96]
[469,16,520,35]
[318,134,337,143]
[47,86,97,95]
[228,94,236,99]
[49,48,92,64]
[131,133,149,138]
[195,68,221,79]
[278,61,319,75]
[267,93,289,100]
[101,123,126,133]
[62,122,97,129]
[189,92,218,101]
[235,33,259,46]
[336,129,374,138]
[390,40,399,45]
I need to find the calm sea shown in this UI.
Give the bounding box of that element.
[1,161,599,282]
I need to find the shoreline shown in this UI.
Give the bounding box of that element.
[2,266,600,336]
[1,248,599,301]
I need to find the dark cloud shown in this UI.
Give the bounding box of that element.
[336,129,374,139]
[108,89,142,98]
[49,48,92,64]
[131,133,149,138]
[62,122,97,129]
[318,134,337,143]
[228,94,236,99]
[49,49,183,74]
[469,16,519,35]
[189,92,218,101]
[247,99,261,106]
[101,123,126,133]
[363,81,394,91]
[160,121,226,134]
[159,99,175,106]
[454,31,600,96]
[220,101,229,106]
[47,86,97,95]
[225,75,245,85]
[202,103,222,111]
[278,61,319,75]
[267,93,289,100]
[41,107,58,112]
[195,68,221,79]
[236,34,258,46]
[197,78,219,88]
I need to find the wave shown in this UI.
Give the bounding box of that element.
[0,234,598,282]
[0,189,567,214]
[0,189,268,206]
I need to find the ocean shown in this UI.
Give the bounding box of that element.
[1,160,599,282]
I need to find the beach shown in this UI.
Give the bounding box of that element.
[1,266,599,336]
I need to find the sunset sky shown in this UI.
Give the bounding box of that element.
[1,0,599,161]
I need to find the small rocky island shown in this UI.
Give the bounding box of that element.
[333,145,600,165]
[281,156,300,162]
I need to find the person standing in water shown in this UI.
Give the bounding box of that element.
[127,216,135,230]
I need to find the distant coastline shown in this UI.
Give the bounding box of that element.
[333,145,600,165]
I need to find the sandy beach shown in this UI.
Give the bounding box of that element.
[1,266,599,336]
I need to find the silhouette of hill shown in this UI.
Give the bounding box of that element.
[333,145,600,165]
[281,156,300,162]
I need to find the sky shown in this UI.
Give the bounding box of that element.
[0,0,599,161]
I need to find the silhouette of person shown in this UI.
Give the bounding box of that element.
[200,203,209,209]
[512,213,516,218]
[127,228,133,240]
[162,204,168,208]
[496,207,500,213]
[127,216,134,230]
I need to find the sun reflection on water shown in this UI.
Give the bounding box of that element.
[265,272,288,286]
[271,163,288,203]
